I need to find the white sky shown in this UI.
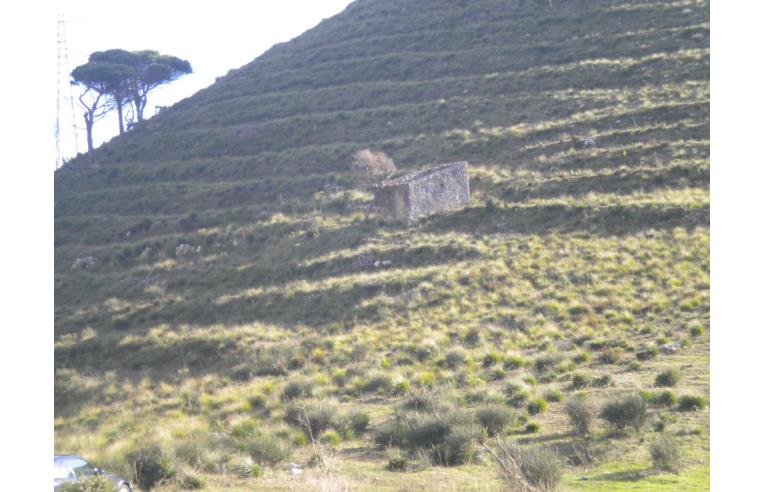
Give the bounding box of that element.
[55,0,355,164]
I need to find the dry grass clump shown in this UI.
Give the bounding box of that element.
[650,435,684,473]
[565,394,595,436]
[484,438,562,491]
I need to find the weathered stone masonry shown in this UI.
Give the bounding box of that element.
[373,161,470,222]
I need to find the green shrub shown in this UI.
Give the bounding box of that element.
[247,393,268,410]
[394,378,410,395]
[589,339,608,350]
[503,354,526,370]
[571,372,592,389]
[488,366,507,381]
[654,413,678,432]
[179,472,206,490]
[476,404,516,436]
[599,348,622,364]
[565,395,595,436]
[332,369,348,387]
[655,368,681,387]
[402,388,440,412]
[243,433,292,466]
[650,435,683,474]
[544,389,564,403]
[572,352,590,364]
[678,395,707,411]
[527,397,548,415]
[600,394,648,432]
[251,463,264,478]
[689,324,704,337]
[533,354,564,374]
[386,455,408,472]
[445,348,469,368]
[349,409,371,435]
[524,375,538,386]
[483,351,503,367]
[463,327,482,346]
[652,390,678,407]
[374,411,481,466]
[504,383,530,408]
[430,426,481,466]
[319,429,342,446]
[231,419,259,439]
[173,432,211,469]
[58,476,116,492]
[525,422,541,433]
[410,342,437,362]
[593,374,613,387]
[281,379,313,401]
[284,400,337,436]
[406,416,453,448]
[636,347,659,361]
[126,444,175,490]
[253,345,294,376]
[465,388,504,404]
[374,414,409,448]
[307,451,328,469]
[360,372,394,394]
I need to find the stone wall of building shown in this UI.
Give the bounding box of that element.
[373,162,470,222]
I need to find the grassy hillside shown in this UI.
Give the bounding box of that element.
[54,0,709,490]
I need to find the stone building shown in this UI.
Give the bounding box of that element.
[373,161,470,222]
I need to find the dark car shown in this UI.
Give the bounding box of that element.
[54,455,132,491]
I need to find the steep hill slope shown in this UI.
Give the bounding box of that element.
[54,0,709,489]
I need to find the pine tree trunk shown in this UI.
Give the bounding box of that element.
[84,112,94,163]
[135,94,145,123]
[116,99,124,135]
[84,113,93,153]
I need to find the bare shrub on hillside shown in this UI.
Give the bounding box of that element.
[351,149,396,190]
[351,149,396,221]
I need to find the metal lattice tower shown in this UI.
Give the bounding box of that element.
[56,15,79,169]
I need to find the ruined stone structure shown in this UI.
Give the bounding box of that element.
[373,161,470,222]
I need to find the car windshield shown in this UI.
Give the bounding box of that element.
[53,459,73,479]
[65,457,97,478]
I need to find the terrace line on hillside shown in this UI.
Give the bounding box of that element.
[373,161,470,223]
